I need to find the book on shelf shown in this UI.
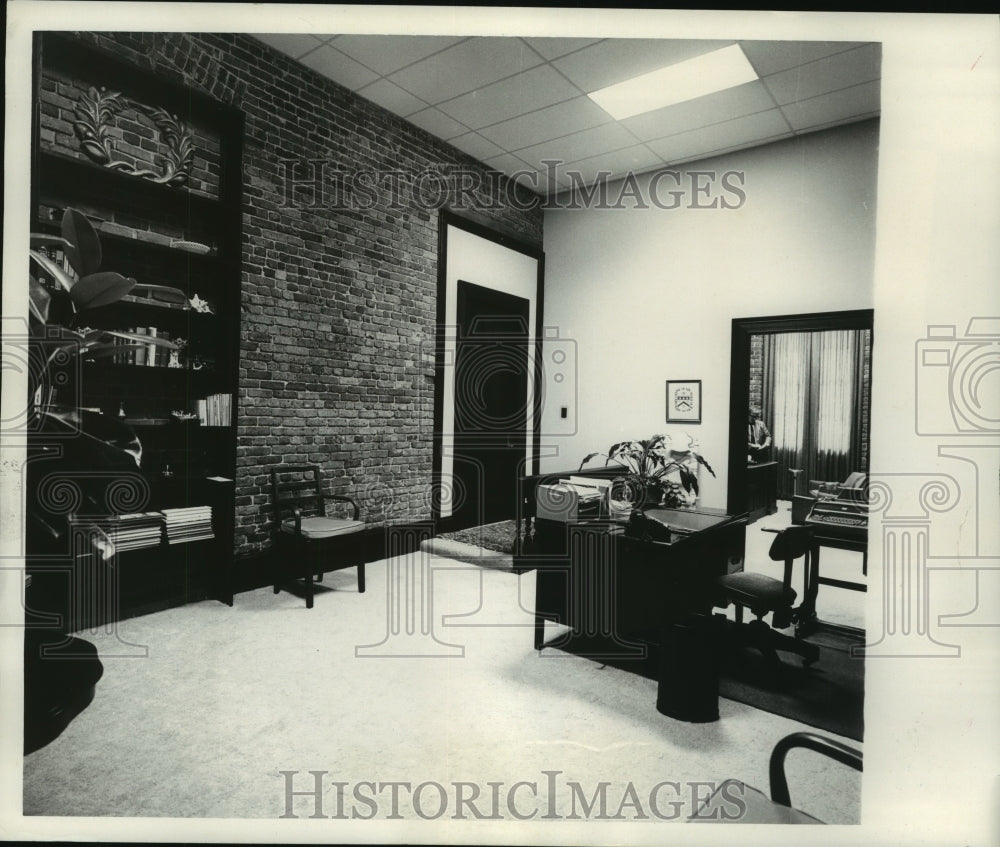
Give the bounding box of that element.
[133,326,147,366]
[100,511,165,552]
[197,393,232,426]
[162,505,214,545]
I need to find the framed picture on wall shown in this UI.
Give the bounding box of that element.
[666,380,702,423]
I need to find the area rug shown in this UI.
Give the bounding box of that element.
[436,520,516,554]
[421,521,517,570]
[542,622,864,742]
[717,625,865,742]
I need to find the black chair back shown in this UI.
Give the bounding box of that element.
[768,525,814,562]
[270,465,325,518]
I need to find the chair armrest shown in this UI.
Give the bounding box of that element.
[322,494,360,521]
[273,504,303,534]
[769,732,862,808]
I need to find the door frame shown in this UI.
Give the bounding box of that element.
[433,210,545,527]
[727,308,875,516]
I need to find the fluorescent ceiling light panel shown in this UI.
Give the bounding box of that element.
[588,44,759,120]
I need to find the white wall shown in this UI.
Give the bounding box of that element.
[540,119,879,508]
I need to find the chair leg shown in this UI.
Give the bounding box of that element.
[358,562,366,593]
[273,583,279,595]
[305,572,314,609]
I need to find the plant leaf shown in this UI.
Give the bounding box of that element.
[30,233,73,250]
[693,452,716,477]
[61,208,103,276]
[69,272,135,309]
[28,277,51,324]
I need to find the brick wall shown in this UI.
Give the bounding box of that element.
[748,333,764,413]
[69,31,544,557]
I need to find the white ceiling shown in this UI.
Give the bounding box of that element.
[253,34,881,197]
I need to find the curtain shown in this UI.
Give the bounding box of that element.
[760,329,868,500]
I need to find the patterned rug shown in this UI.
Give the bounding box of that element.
[436,520,517,555]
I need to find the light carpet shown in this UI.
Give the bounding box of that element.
[23,551,863,830]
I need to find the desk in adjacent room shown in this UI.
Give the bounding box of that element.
[746,460,778,523]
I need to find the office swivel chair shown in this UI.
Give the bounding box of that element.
[689,731,863,824]
[714,525,819,669]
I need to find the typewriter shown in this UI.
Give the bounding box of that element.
[804,473,868,540]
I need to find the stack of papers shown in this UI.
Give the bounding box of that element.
[161,506,214,545]
[103,512,164,552]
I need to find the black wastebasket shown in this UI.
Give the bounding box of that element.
[656,614,720,723]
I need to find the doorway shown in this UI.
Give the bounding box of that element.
[451,281,530,528]
[728,310,874,516]
[434,211,544,532]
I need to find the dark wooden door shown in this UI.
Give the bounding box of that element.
[452,280,530,529]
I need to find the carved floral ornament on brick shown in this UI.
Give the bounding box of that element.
[72,85,194,187]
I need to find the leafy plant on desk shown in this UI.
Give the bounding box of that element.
[26,209,180,566]
[579,433,716,510]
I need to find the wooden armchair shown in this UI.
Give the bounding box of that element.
[270,465,366,608]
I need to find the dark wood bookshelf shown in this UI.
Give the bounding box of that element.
[29,32,244,621]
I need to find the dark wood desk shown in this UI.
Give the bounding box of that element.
[798,528,867,638]
[787,502,868,636]
[514,508,747,654]
[746,461,778,523]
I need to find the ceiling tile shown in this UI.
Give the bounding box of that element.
[331,35,465,75]
[782,81,881,132]
[388,37,544,104]
[253,33,325,60]
[558,144,663,187]
[521,36,603,61]
[479,96,613,152]
[646,108,792,163]
[552,38,734,94]
[484,152,534,178]
[739,40,869,78]
[298,44,380,90]
[406,107,470,140]
[449,132,507,162]
[621,80,777,142]
[356,78,427,118]
[437,65,581,130]
[761,43,882,107]
[516,122,643,171]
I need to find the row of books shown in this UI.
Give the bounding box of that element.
[101,507,215,551]
[197,393,232,426]
[113,328,185,368]
[163,506,214,545]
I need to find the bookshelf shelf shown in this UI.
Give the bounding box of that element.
[30,32,244,621]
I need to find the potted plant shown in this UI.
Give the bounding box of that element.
[578,432,715,511]
[23,208,182,752]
